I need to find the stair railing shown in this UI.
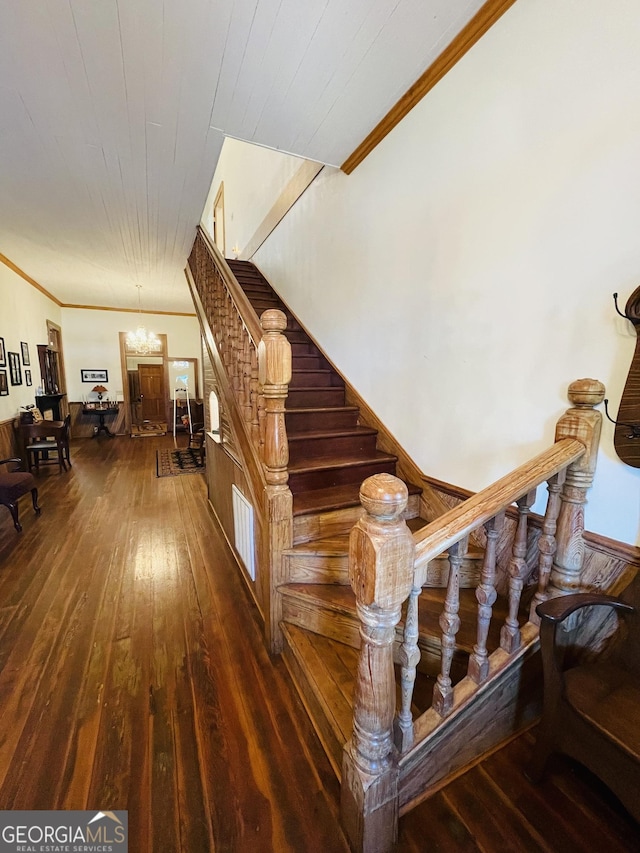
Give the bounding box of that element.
[341,378,605,853]
[186,227,293,652]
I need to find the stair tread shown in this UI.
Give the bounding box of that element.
[288,518,428,555]
[287,406,359,414]
[289,450,397,474]
[282,583,508,654]
[288,426,377,442]
[293,481,421,516]
[281,624,434,762]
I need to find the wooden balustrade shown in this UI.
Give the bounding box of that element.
[342,379,605,851]
[187,227,294,653]
[342,475,415,853]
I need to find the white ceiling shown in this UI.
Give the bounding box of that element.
[0,0,489,313]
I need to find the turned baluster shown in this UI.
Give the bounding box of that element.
[250,347,260,445]
[529,471,565,623]
[468,513,504,684]
[241,334,253,426]
[258,309,291,487]
[341,474,415,853]
[432,538,467,717]
[500,490,536,653]
[548,378,605,595]
[394,559,427,754]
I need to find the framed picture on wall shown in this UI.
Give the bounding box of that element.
[8,352,22,386]
[0,370,8,395]
[25,369,32,386]
[0,337,5,367]
[21,341,30,365]
[81,369,108,383]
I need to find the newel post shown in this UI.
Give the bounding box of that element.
[257,309,293,654]
[548,378,605,596]
[341,474,415,853]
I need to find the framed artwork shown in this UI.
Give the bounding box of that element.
[8,352,21,385]
[25,369,32,386]
[81,369,108,383]
[0,370,7,396]
[0,337,5,367]
[21,341,30,365]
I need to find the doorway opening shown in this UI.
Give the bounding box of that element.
[119,332,168,435]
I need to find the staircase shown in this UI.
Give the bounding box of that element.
[226,259,492,773]
[188,232,606,853]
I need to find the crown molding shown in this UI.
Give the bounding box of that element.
[341,0,519,174]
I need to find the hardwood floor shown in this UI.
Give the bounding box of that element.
[0,435,637,852]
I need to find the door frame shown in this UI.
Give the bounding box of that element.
[119,332,169,435]
[213,182,225,256]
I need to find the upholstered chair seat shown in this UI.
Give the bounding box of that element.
[0,457,41,532]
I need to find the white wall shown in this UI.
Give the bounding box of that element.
[0,265,62,421]
[207,0,640,546]
[61,308,201,401]
[201,137,309,257]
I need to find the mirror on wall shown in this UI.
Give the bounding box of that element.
[168,359,198,400]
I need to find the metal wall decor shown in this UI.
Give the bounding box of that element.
[605,286,640,467]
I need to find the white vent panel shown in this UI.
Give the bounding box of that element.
[232,485,255,581]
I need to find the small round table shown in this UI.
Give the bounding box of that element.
[83,405,119,437]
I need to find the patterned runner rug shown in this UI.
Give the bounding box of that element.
[156,448,205,477]
[132,421,167,437]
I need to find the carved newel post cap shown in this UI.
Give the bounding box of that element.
[260,308,288,333]
[360,474,408,519]
[567,378,605,407]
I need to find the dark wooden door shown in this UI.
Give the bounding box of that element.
[139,364,165,421]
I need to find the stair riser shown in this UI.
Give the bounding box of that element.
[293,493,420,544]
[287,388,346,408]
[281,591,468,680]
[286,408,359,433]
[290,342,316,356]
[280,632,344,780]
[290,355,327,370]
[286,552,482,587]
[289,458,396,494]
[288,432,378,464]
[289,371,343,389]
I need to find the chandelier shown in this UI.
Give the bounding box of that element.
[126,285,161,354]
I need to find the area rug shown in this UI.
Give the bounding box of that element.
[156,448,205,477]
[132,421,167,437]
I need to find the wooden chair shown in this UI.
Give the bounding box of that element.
[529,586,640,823]
[23,415,70,473]
[0,457,41,532]
[187,422,205,465]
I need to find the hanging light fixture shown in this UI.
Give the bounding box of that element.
[126,285,162,354]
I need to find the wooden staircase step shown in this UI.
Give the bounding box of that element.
[287,386,346,408]
[292,485,421,544]
[288,427,378,464]
[281,623,358,779]
[288,451,397,493]
[281,623,436,782]
[285,528,483,587]
[285,406,360,433]
[290,369,343,388]
[290,354,328,370]
[281,583,508,679]
[292,481,421,518]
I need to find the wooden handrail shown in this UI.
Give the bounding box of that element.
[195,226,263,346]
[185,264,267,516]
[413,438,585,569]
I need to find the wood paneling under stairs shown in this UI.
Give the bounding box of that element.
[0,436,637,851]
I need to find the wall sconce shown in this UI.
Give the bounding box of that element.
[607,287,640,467]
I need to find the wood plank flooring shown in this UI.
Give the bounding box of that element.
[0,435,637,852]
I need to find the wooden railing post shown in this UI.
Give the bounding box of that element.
[258,308,293,653]
[341,474,415,853]
[548,378,605,596]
